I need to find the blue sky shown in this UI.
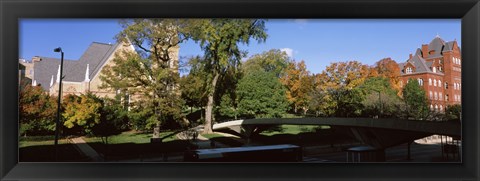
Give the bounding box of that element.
[19,19,460,74]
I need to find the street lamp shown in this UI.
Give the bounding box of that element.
[54,47,64,161]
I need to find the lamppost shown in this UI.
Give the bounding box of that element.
[54,47,64,161]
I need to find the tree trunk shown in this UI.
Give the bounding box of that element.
[153,122,161,138]
[204,73,220,134]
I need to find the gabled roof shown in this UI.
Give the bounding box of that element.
[427,36,446,58]
[33,42,119,91]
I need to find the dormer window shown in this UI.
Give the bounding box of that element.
[406,67,412,74]
[433,67,436,73]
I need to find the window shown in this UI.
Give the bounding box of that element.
[429,78,432,86]
[434,92,438,100]
[429,91,433,99]
[438,80,442,87]
[406,67,412,74]
[446,94,449,101]
[440,105,443,111]
[417,78,423,86]
[435,104,438,111]
[430,104,434,111]
[445,82,448,89]
[432,67,436,73]
[434,79,437,87]
[439,92,443,100]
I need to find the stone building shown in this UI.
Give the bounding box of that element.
[398,35,461,112]
[21,41,135,98]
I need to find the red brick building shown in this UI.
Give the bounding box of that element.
[398,35,461,112]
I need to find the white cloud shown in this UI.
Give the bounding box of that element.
[280,48,294,58]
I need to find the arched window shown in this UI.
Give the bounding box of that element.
[434,79,437,86]
[429,78,432,86]
[438,80,442,87]
[440,105,443,111]
[445,82,448,89]
[435,104,438,111]
[430,104,434,111]
[429,91,433,99]
[406,67,412,74]
[446,94,449,101]
[434,92,438,100]
[454,83,457,90]
[439,92,443,100]
[417,78,423,86]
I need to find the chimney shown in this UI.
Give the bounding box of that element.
[32,56,41,62]
[421,44,429,58]
[409,54,412,59]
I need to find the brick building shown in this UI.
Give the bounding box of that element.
[398,35,461,112]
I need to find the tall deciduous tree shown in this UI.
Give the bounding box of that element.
[236,69,289,118]
[242,49,291,77]
[402,78,429,120]
[373,58,402,94]
[193,19,267,134]
[356,77,403,118]
[101,19,196,137]
[280,60,314,115]
[314,61,372,116]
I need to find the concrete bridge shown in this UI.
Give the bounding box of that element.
[212,117,461,149]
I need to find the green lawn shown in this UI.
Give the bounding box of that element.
[201,133,224,139]
[83,130,178,144]
[19,136,70,148]
[260,125,330,136]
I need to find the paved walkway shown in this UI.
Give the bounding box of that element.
[69,137,104,162]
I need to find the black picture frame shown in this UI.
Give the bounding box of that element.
[1,0,479,180]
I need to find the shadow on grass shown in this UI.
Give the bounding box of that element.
[19,144,90,162]
[88,140,194,161]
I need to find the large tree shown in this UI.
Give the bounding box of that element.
[314,61,373,116]
[372,57,402,94]
[242,49,291,77]
[19,85,57,136]
[280,60,314,115]
[355,77,403,118]
[194,19,267,134]
[402,78,429,120]
[100,19,197,137]
[236,69,289,118]
[62,93,103,135]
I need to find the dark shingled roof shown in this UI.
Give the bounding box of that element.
[399,36,459,76]
[33,42,119,91]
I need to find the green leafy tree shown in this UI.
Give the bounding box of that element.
[242,49,291,77]
[91,97,129,144]
[355,77,403,118]
[62,93,102,135]
[236,70,289,118]
[19,85,57,136]
[444,104,461,121]
[314,61,373,117]
[402,78,429,120]
[100,19,196,137]
[193,19,268,133]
